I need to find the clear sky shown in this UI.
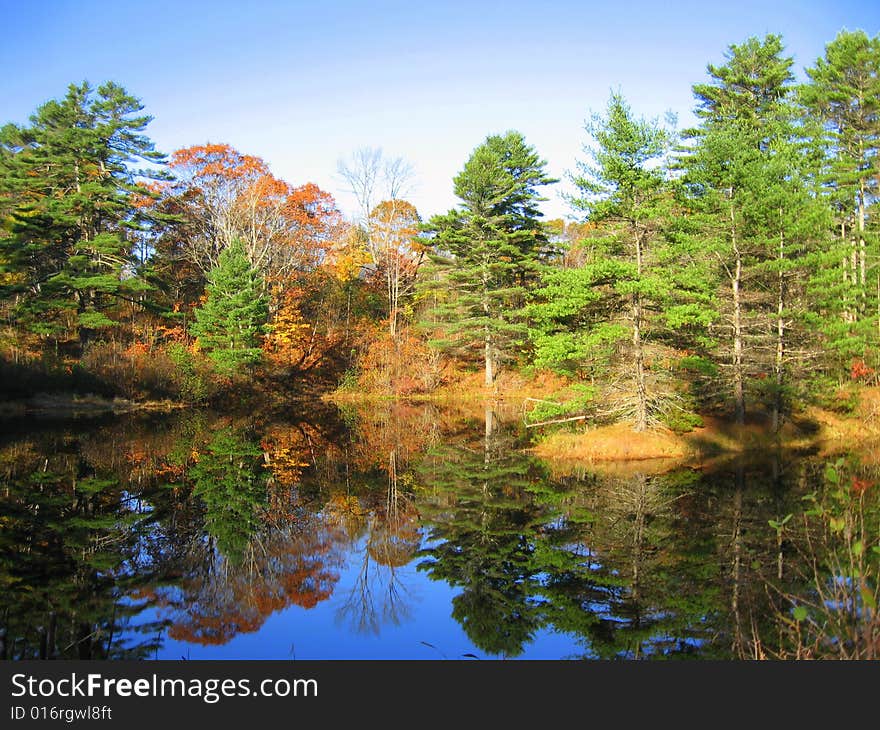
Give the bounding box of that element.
[1,0,878,221]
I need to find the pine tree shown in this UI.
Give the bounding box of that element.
[802,30,880,368]
[568,93,671,431]
[189,239,268,375]
[530,93,714,431]
[681,35,800,425]
[419,131,556,386]
[747,118,829,431]
[0,81,167,348]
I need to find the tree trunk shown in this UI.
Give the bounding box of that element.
[842,220,851,324]
[732,243,745,425]
[772,225,785,434]
[484,329,494,387]
[726,199,746,425]
[482,276,494,387]
[632,232,647,432]
[858,183,866,318]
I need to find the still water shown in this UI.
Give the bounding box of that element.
[0,401,867,659]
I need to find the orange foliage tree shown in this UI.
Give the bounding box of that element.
[261,277,350,375]
[167,143,344,285]
[368,199,424,338]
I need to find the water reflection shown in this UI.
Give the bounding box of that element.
[0,403,872,659]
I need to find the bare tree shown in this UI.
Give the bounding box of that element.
[337,147,383,234]
[336,147,416,265]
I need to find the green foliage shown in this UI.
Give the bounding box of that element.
[525,383,597,424]
[569,91,671,219]
[189,239,268,375]
[77,311,118,330]
[660,408,704,434]
[0,81,167,347]
[419,131,557,384]
[166,343,214,403]
[527,261,629,376]
[676,355,718,377]
[336,366,361,391]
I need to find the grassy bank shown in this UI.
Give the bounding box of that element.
[531,389,880,467]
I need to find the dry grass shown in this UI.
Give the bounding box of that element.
[530,422,691,463]
[412,367,576,406]
[807,386,880,462]
[335,366,880,468]
[530,409,842,469]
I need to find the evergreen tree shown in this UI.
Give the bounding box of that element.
[530,93,714,431]
[420,131,556,386]
[0,81,167,347]
[189,239,268,374]
[748,119,829,431]
[532,94,676,430]
[680,34,801,425]
[802,30,880,368]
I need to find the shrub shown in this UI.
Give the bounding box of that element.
[356,327,443,395]
[165,343,217,403]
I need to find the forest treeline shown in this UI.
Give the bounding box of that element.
[1,30,879,433]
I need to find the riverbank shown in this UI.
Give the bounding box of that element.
[332,372,880,466]
[530,391,880,467]
[0,393,188,419]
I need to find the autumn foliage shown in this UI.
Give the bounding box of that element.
[167,143,344,281]
[354,325,442,395]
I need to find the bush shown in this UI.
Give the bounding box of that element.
[660,408,704,434]
[355,327,443,395]
[165,343,217,403]
[77,340,219,403]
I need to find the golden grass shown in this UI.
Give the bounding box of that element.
[330,366,576,405]
[333,369,880,467]
[529,403,874,469]
[530,422,691,463]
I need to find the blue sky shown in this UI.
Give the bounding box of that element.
[2,0,878,220]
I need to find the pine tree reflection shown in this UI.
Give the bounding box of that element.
[150,426,347,645]
[415,406,545,657]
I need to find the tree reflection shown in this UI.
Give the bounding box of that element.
[149,425,347,645]
[155,518,346,645]
[331,411,423,636]
[0,433,162,659]
[533,468,714,658]
[189,427,267,564]
[415,407,545,657]
[0,403,832,660]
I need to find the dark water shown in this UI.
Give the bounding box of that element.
[0,401,872,660]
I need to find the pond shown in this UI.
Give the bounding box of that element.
[0,400,873,660]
